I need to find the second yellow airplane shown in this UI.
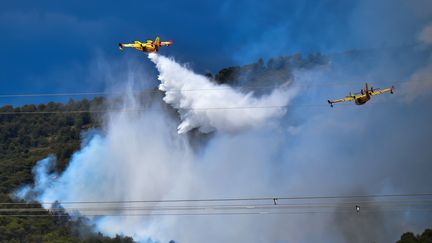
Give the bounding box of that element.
[328,83,395,107]
[119,37,173,53]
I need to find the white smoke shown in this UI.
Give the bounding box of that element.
[16,99,200,241]
[15,156,58,201]
[401,22,432,102]
[418,23,432,45]
[14,55,306,242]
[401,62,432,102]
[149,53,297,134]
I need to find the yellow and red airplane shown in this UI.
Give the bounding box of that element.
[118,37,173,53]
[328,83,395,107]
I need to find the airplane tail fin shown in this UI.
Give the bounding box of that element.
[365,82,370,98]
[118,43,124,51]
[154,36,161,46]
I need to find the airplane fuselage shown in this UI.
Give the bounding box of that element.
[354,96,370,105]
[135,42,158,53]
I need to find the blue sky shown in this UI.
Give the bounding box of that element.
[0,0,431,104]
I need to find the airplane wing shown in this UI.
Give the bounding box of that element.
[328,96,354,107]
[161,40,173,46]
[370,86,395,96]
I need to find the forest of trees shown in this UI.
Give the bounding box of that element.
[397,229,432,243]
[0,54,429,242]
[211,52,328,86]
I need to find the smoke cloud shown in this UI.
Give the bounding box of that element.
[401,62,432,102]
[14,54,304,242]
[419,23,432,45]
[149,53,297,134]
[15,156,58,201]
[400,22,432,102]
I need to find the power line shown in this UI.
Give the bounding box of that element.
[0,79,409,99]
[1,208,432,218]
[2,201,432,214]
[3,192,432,206]
[0,105,317,115]
[0,104,330,115]
[2,193,431,218]
[0,91,117,98]
[0,99,403,115]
